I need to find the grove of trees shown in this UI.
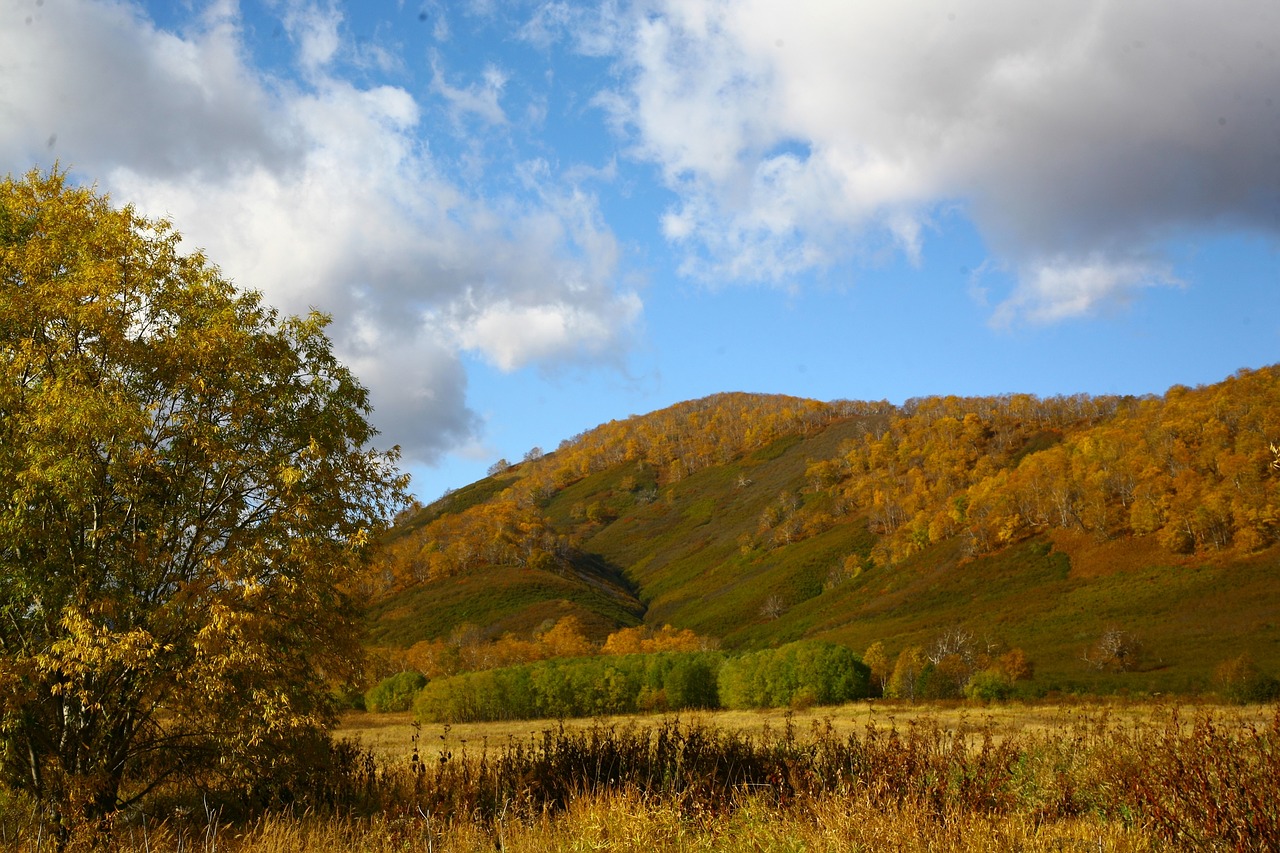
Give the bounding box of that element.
[413,651,727,723]
[717,641,870,709]
[411,640,872,723]
[373,617,715,681]
[879,630,1035,701]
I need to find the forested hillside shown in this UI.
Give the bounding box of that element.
[363,368,1280,695]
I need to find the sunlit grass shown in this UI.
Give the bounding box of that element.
[337,698,1271,763]
[9,701,1275,851]
[101,797,1164,852]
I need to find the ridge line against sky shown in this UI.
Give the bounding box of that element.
[1,0,1277,501]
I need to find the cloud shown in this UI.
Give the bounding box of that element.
[0,0,296,180]
[280,2,342,74]
[0,0,640,465]
[989,256,1180,327]
[520,1,625,57]
[431,57,509,125]
[452,297,642,371]
[597,0,1280,321]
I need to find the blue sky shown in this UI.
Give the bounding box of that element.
[2,0,1277,502]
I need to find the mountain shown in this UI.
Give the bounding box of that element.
[362,368,1280,694]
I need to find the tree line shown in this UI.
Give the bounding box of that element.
[370,618,715,681]
[405,641,871,723]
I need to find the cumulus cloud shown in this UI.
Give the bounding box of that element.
[0,0,640,464]
[0,0,295,180]
[592,0,1280,321]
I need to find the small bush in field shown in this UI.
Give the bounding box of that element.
[964,669,1015,702]
[365,671,428,712]
[1215,653,1280,704]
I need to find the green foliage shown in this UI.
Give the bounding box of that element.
[717,641,870,709]
[0,169,409,823]
[964,669,1015,702]
[364,671,428,713]
[332,684,367,711]
[365,564,642,647]
[413,652,725,723]
[662,655,720,709]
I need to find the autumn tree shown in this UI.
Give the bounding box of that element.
[862,641,891,697]
[886,646,930,701]
[1214,653,1280,704]
[538,616,597,658]
[1084,626,1145,672]
[0,171,408,826]
[601,624,713,655]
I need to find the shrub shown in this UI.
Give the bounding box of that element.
[964,669,1015,702]
[1215,653,1280,704]
[364,671,427,713]
[332,684,367,711]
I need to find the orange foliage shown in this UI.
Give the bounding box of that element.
[601,624,716,655]
[386,616,599,679]
[788,368,1280,562]
[372,368,1280,609]
[368,393,858,597]
[539,616,597,658]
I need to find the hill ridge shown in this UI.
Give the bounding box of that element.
[364,366,1280,694]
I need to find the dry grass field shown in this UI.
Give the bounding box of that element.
[7,701,1275,851]
[336,698,1269,763]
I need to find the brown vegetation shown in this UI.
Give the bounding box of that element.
[6,703,1276,851]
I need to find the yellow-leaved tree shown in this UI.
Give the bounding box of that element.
[0,170,409,828]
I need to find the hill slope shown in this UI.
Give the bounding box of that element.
[364,370,1280,693]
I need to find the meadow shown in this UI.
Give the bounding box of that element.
[338,699,1244,762]
[7,700,1275,852]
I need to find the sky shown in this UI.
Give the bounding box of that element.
[1,0,1278,503]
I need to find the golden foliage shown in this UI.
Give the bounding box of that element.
[0,169,408,822]
[600,624,715,655]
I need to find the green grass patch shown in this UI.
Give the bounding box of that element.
[366,566,644,646]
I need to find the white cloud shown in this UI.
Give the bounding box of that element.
[452,297,642,371]
[0,0,640,464]
[597,0,1280,322]
[430,57,509,125]
[991,257,1180,327]
[0,0,296,179]
[521,1,627,57]
[281,1,342,74]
